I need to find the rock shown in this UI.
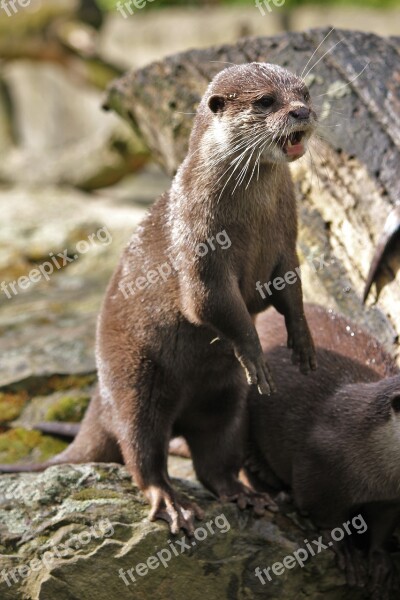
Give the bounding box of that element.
[0,428,67,465]
[0,0,77,37]
[0,61,149,190]
[99,7,284,71]
[0,391,28,423]
[0,177,172,387]
[0,463,364,600]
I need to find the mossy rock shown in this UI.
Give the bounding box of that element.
[71,488,125,502]
[0,464,367,600]
[0,392,28,423]
[45,393,91,423]
[0,428,67,464]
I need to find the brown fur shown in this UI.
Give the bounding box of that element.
[247,304,400,598]
[0,63,317,534]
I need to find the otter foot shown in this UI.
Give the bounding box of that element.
[219,482,278,516]
[330,536,366,588]
[368,549,399,600]
[287,326,317,374]
[147,486,204,535]
[236,352,276,395]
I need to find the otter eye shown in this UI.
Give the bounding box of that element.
[255,95,275,109]
[391,395,400,413]
[304,91,310,102]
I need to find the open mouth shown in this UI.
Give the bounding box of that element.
[279,130,306,157]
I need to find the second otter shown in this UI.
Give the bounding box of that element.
[247,304,400,598]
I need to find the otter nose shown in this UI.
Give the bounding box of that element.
[289,107,310,121]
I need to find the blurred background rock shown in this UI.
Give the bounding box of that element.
[0,0,399,459]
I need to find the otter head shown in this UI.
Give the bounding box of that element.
[205,62,317,164]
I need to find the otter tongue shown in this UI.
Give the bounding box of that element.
[286,139,304,156]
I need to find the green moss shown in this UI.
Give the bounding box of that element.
[46,374,96,393]
[71,488,123,501]
[7,373,96,397]
[0,428,67,464]
[45,394,90,423]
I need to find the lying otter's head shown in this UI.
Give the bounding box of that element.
[202,62,317,164]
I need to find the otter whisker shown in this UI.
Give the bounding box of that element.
[235,140,261,192]
[202,131,261,178]
[208,61,239,66]
[247,135,271,189]
[315,62,370,98]
[309,138,334,187]
[225,130,266,178]
[211,127,266,165]
[221,131,268,198]
[211,130,267,199]
[307,146,321,193]
[245,122,288,190]
[303,38,344,81]
[209,129,266,181]
[300,27,335,79]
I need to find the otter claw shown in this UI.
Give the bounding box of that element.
[147,487,204,535]
[220,484,278,515]
[237,353,276,395]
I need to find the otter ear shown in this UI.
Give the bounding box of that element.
[208,95,226,114]
[391,395,400,413]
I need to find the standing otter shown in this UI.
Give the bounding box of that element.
[0,63,317,534]
[246,304,400,598]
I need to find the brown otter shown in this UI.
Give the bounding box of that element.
[23,303,400,597]
[0,63,317,534]
[246,304,400,599]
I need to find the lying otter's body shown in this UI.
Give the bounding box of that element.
[247,304,400,598]
[0,63,317,533]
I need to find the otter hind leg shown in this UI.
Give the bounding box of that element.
[105,364,203,535]
[185,385,278,517]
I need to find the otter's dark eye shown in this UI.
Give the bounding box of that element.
[304,91,310,102]
[391,395,400,413]
[255,95,275,109]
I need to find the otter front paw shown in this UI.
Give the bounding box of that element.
[235,351,276,395]
[287,325,317,374]
[147,486,204,535]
